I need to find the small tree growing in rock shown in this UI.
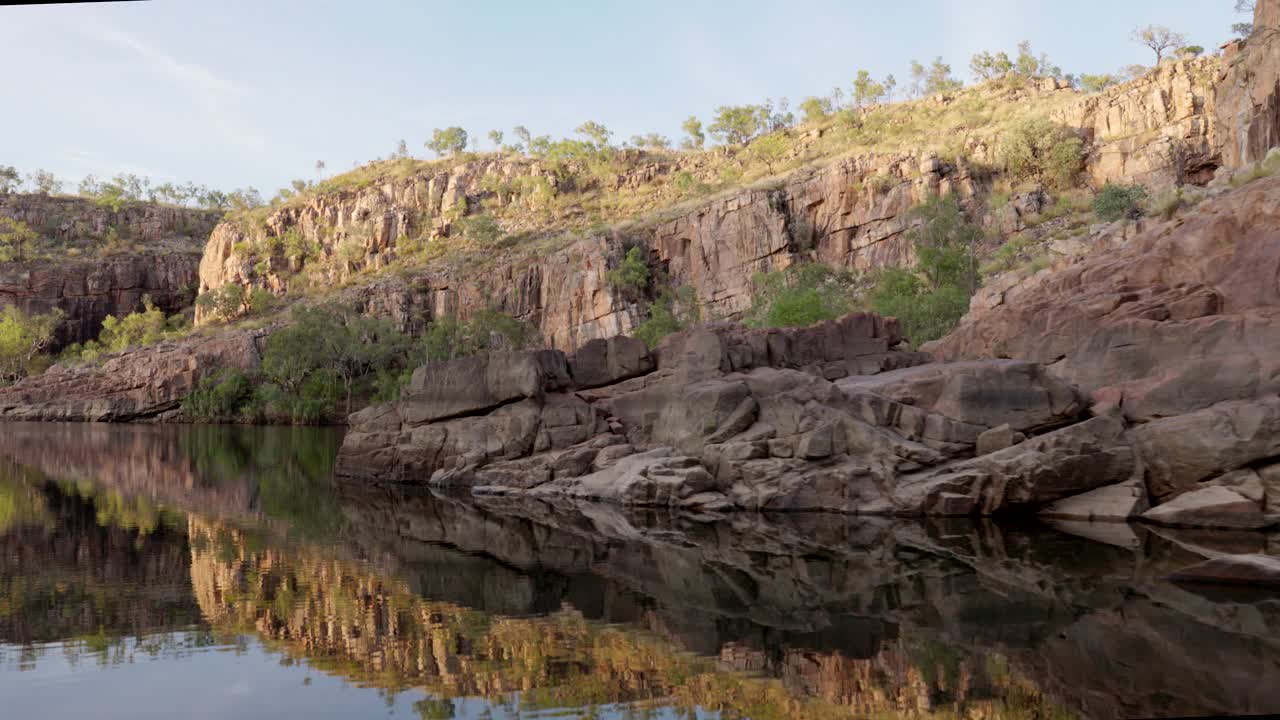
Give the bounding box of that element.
[0,218,38,262]
[999,118,1085,190]
[26,170,61,195]
[0,305,63,384]
[1132,25,1188,63]
[1234,0,1256,37]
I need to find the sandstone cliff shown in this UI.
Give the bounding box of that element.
[0,194,221,348]
[194,57,1226,351]
[1216,0,1280,169]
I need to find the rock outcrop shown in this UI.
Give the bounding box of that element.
[338,312,1152,517]
[926,176,1280,421]
[0,194,220,348]
[0,328,266,421]
[1215,0,1280,169]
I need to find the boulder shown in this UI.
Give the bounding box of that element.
[1166,554,1280,587]
[1039,477,1149,522]
[567,336,653,389]
[975,424,1025,456]
[1141,485,1275,530]
[399,350,570,425]
[1129,396,1280,500]
[525,447,726,509]
[892,416,1135,515]
[839,360,1083,432]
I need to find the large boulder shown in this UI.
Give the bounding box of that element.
[892,416,1135,515]
[566,336,653,389]
[1039,477,1149,522]
[1129,396,1280,500]
[1140,485,1276,530]
[1166,554,1280,587]
[399,350,570,425]
[838,360,1084,432]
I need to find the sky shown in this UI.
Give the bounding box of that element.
[0,0,1246,195]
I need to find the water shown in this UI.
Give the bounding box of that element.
[2,422,1279,719]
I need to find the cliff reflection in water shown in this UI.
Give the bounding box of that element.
[2,423,1280,719]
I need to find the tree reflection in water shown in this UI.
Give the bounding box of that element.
[0,422,1278,719]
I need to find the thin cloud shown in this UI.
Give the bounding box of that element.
[72,17,265,152]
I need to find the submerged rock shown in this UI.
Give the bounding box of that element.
[1167,554,1280,587]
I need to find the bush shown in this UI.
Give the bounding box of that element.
[423,308,534,361]
[182,369,254,421]
[606,247,649,296]
[742,264,857,329]
[1092,183,1149,221]
[999,118,1085,190]
[196,284,247,322]
[868,269,971,345]
[867,194,982,345]
[456,214,504,244]
[633,286,699,348]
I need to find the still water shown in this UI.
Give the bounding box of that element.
[2,422,1279,719]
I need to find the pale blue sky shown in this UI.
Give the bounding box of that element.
[0,0,1243,195]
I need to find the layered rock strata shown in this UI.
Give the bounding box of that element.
[0,328,267,421]
[0,194,220,348]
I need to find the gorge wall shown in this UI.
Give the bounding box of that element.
[195,55,1233,352]
[0,194,221,348]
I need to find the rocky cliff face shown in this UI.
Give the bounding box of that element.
[1215,0,1280,169]
[193,57,1228,350]
[0,327,266,421]
[339,175,1280,525]
[0,194,220,348]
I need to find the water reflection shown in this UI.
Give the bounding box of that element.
[1,422,1279,719]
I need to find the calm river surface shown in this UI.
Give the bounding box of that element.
[2,422,1279,719]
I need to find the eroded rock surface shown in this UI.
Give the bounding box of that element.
[0,328,266,421]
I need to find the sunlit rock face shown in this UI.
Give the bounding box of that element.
[0,194,220,350]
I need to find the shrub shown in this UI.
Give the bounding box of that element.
[606,247,649,296]
[182,369,254,421]
[1092,183,1149,221]
[742,264,857,329]
[868,269,971,345]
[97,296,168,352]
[423,309,534,361]
[456,214,504,244]
[633,286,699,348]
[196,284,247,322]
[999,118,1085,190]
[867,195,982,345]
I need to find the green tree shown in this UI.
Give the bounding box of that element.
[742,264,857,329]
[26,170,61,195]
[487,129,504,149]
[970,50,1013,81]
[748,132,790,174]
[0,166,19,193]
[423,309,533,360]
[1092,183,1149,221]
[574,121,612,149]
[924,57,963,94]
[999,118,1084,189]
[196,284,247,322]
[1080,74,1120,93]
[512,125,533,153]
[0,218,38,262]
[708,105,765,145]
[852,70,887,106]
[0,305,63,384]
[800,96,831,123]
[681,116,706,149]
[1132,25,1188,63]
[632,286,700,348]
[426,127,469,157]
[606,246,649,297]
[868,195,981,344]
